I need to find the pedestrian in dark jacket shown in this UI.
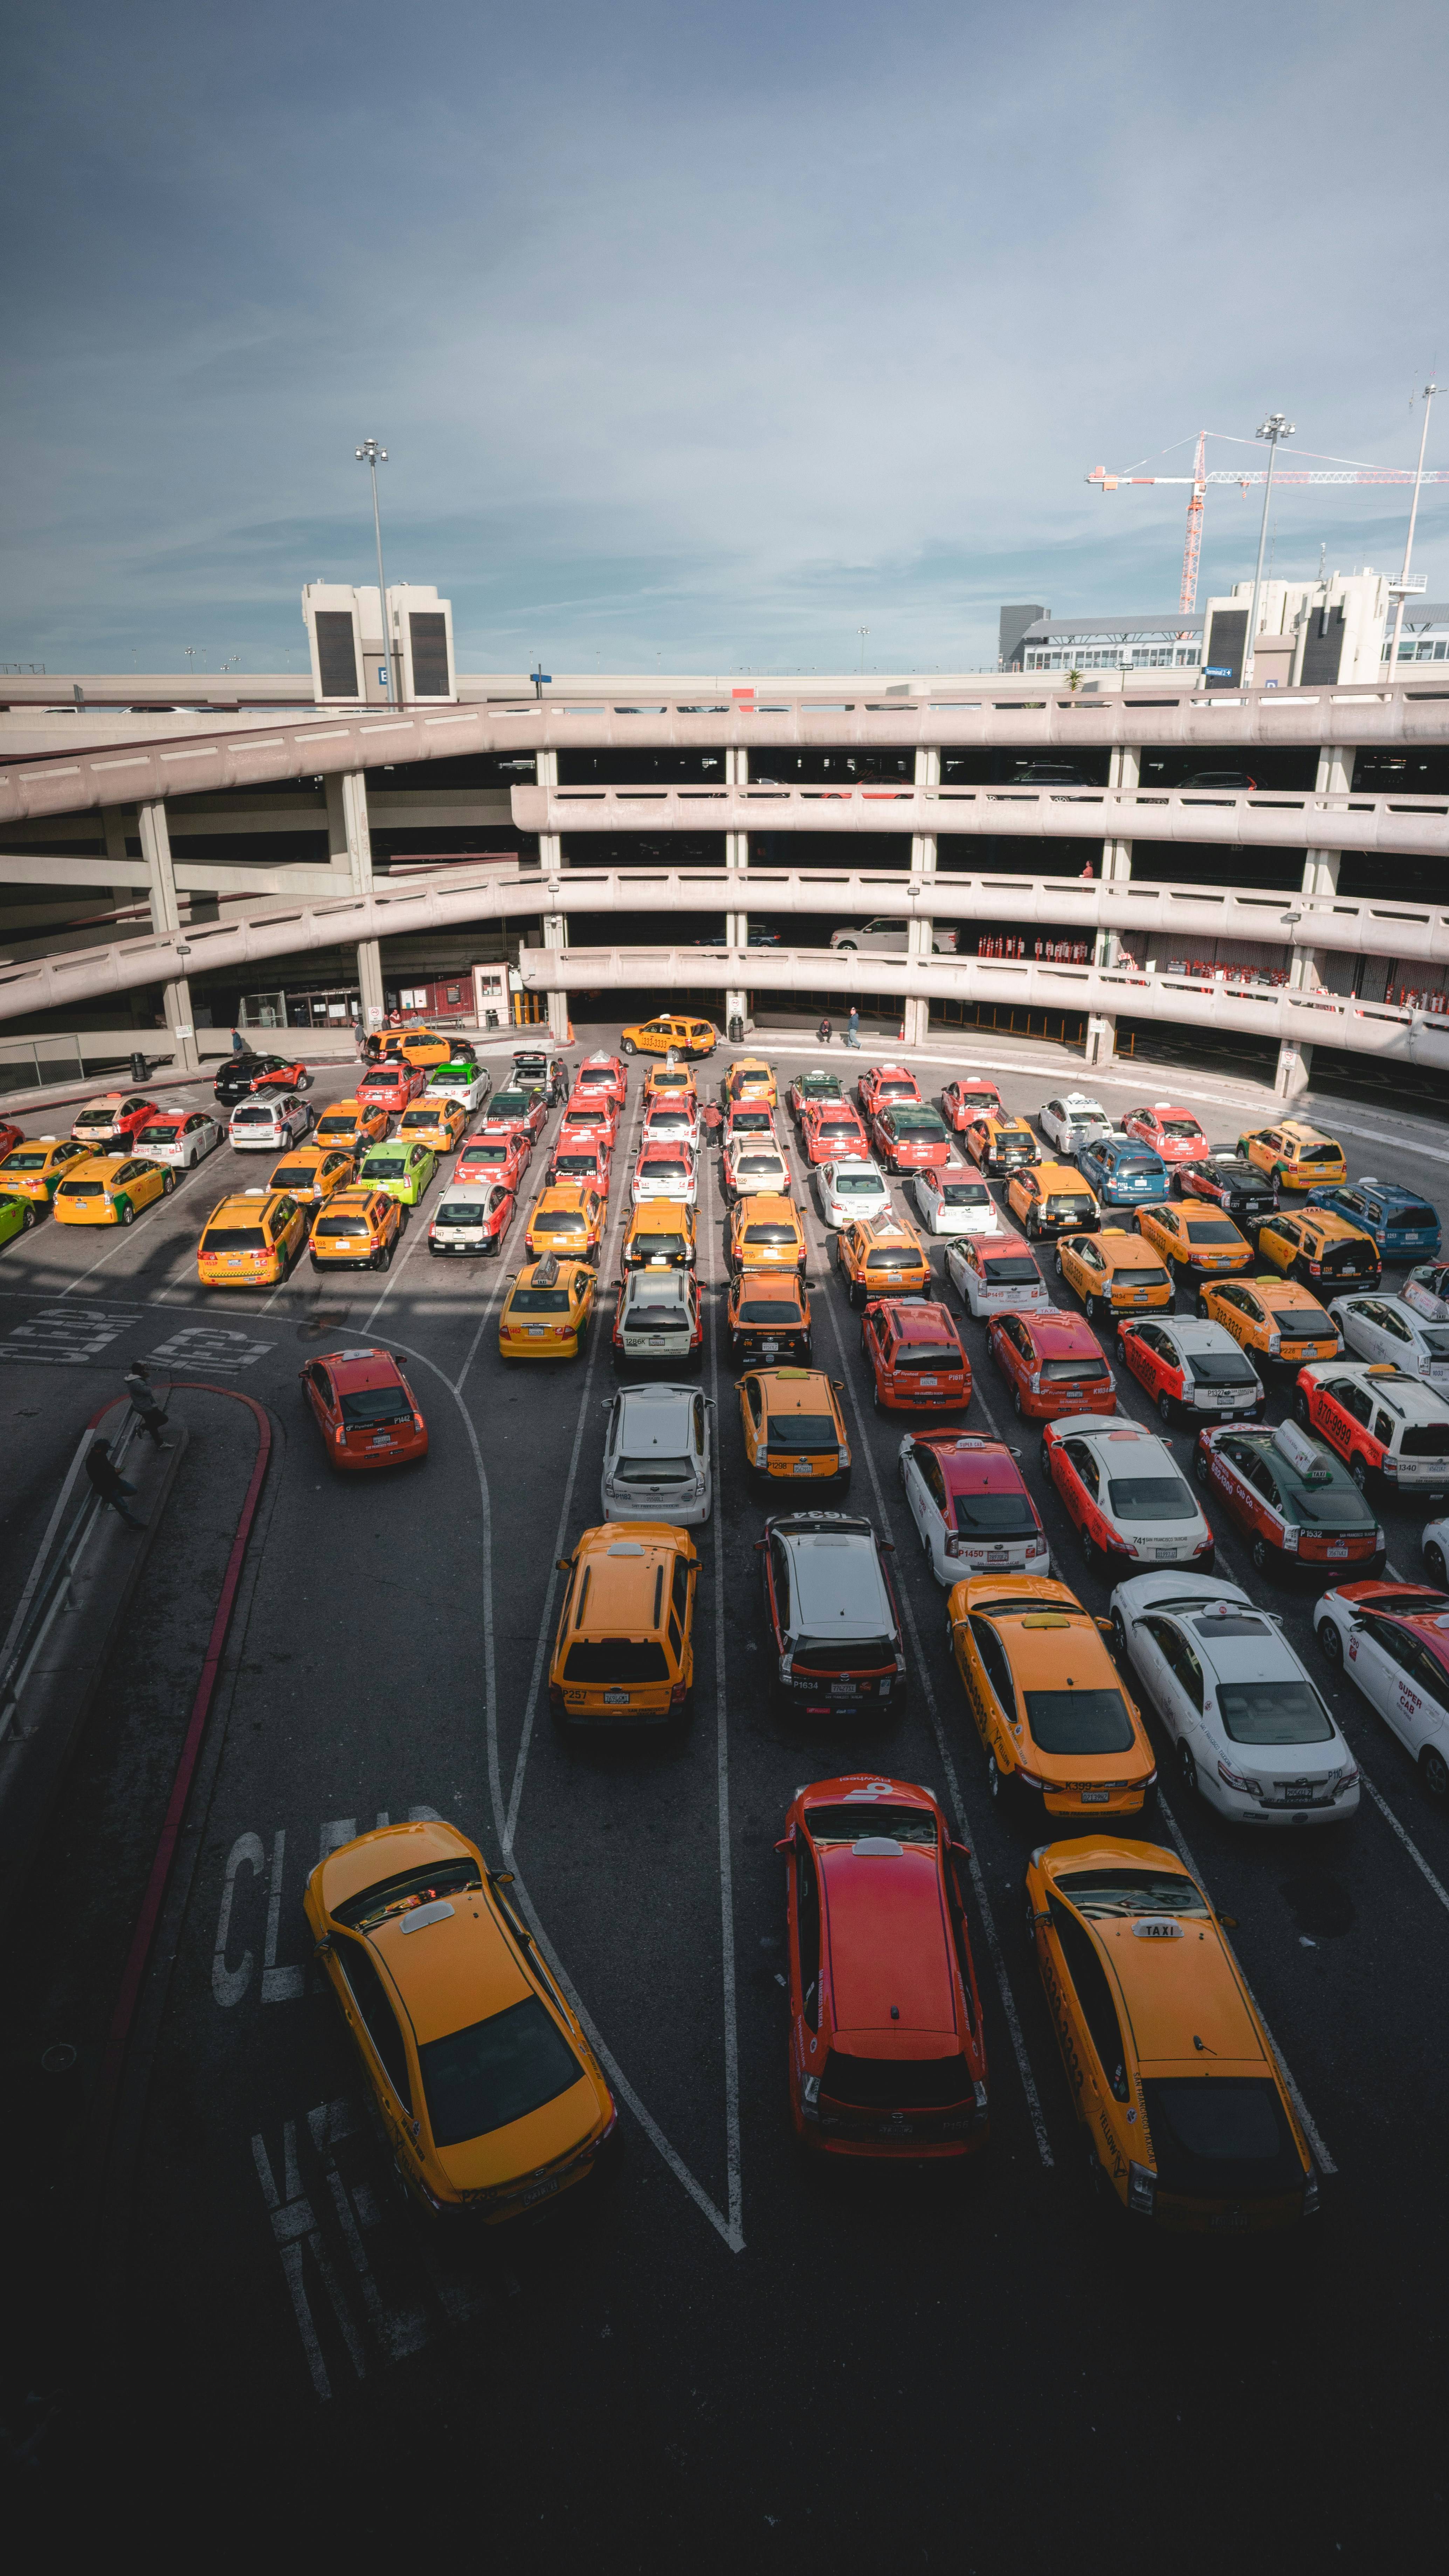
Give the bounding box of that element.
[85,1439,146,1528]
[123,1362,172,1450]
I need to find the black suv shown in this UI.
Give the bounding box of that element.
[213,1052,296,1108]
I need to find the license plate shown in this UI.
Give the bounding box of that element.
[791,1458,814,1476]
[919,1376,939,1387]
[762,1341,779,1358]
[1080,1788,1110,1804]
[1151,1543,1181,1558]
[518,2172,567,2209]
[603,1689,629,1706]
[527,1326,547,1337]
[830,1683,858,1699]
[372,1435,395,1447]
[647,1336,665,1349]
[1325,1544,1348,1558]
[1282,1785,1315,1806]
[1210,2209,1249,2233]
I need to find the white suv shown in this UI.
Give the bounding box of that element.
[228,1093,312,1151]
[1038,1092,1113,1153]
[829,918,958,957]
[601,1383,713,1525]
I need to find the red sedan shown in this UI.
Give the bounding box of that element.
[799,1101,870,1165]
[455,1124,532,1191]
[778,1774,988,2159]
[299,1345,428,1471]
[723,1101,777,1148]
[940,1078,1005,1132]
[573,1051,628,1107]
[856,1064,922,1122]
[869,1103,953,1173]
[357,1061,423,1115]
[986,1308,1117,1421]
[1122,1103,1210,1164]
[862,1296,972,1413]
[487,1085,551,1144]
[548,1140,612,1194]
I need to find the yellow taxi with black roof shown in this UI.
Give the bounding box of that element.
[498,1250,596,1360]
[1255,1203,1381,1292]
[1198,1274,1344,1368]
[199,1186,311,1285]
[306,1184,403,1272]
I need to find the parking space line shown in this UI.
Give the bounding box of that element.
[701,1140,744,2245]
[1358,1771,1449,1916]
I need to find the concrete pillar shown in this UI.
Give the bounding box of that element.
[138,800,199,1070]
[901,745,938,1044]
[1096,745,1135,966]
[534,747,568,1036]
[356,941,386,1030]
[325,772,385,1030]
[723,748,749,1030]
[1085,1014,1117,1068]
[103,805,131,878]
[1275,1036,1313,1099]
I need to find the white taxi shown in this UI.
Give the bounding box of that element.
[1112,1573,1360,1826]
[1329,1293,1449,1387]
[813,1159,891,1230]
[229,1092,313,1151]
[1403,1263,1449,1325]
[1038,1091,1113,1154]
[911,1167,999,1237]
[423,1062,492,1112]
[1042,1415,1215,1573]
[631,1141,698,1208]
[1315,1579,1449,1802]
[724,1138,792,1203]
[944,1232,1049,1320]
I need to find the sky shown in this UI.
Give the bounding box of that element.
[4,0,1449,677]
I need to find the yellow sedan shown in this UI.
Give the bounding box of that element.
[53,1153,174,1226]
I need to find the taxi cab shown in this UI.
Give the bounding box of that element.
[613,1267,703,1369]
[1026,1838,1319,2226]
[571,1052,628,1106]
[1042,1416,1215,1573]
[1194,1416,1383,1578]
[1294,1361,1449,1496]
[835,1214,930,1308]
[724,1137,792,1204]
[721,1056,778,1108]
[1006,1160,1099,1240]
[1199,1274,1344,1369]
[940,1077,1005,1131]
[1305,1179,1441,1264]
[455,1124,532,1193]
[855,1064,921,1121]
[722,1099,778,1148]
[1255,1203,1380,1292]
[727,1192,808,1277]
[620,1013,717,1060]
[644,1062,699,1103]
[623,1201,697,1270]
[787,1067,843,1121]
[525,1180,605,1264]
[395,1098,467,1155]
[945,1573,1156,1816]
[548,1522,699,1722]
[1315,1579,1449,1800]
[1056,1227,1173,1321]
[799,1101,870,1165]
[739,1367,849,1487]
[557,1096,620,1158]
[70,1090,159,1147]
[861,1296,971,1412]
[780,1775,988,2160]
[1122,1103,1209,1164]
[307,1186,403,1272]
[487,1086,551,1144]
[313,1097,389,1156]
[132,1109,221,1168]
[759,1513,907,1717]
[547,1139,612,1196]
[301,1345,428,1471]
[727,1268,812,1364]
[944,1231,1049,1320]
[199,1187,311,1286]
[1135,1198,1253,1287]
[428,1180,516,1257]
[422,1059,492,1113]
[898,1433,1049,1585]
[963,1115,1038,1175]
[641,1097,701,1153]
[375,1025,453,1067]
[0,1136,91,1205]
[987,1308,1116,1420]
[1114,1314,1264,1424]
[1238,1118,1346,1192]
[868,1103,953,1172]
[0,1192,34,1249]
[303,1817,615,2220]
[358,1059,424,1117]
[53,1153,172,1226]
[631,1140,697,1207]
[499,1252,596,1361]
[357,1138,438,1207]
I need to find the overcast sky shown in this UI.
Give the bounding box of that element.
[4,0,1448,676]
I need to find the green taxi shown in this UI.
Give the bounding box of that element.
[357,1138,438,1207]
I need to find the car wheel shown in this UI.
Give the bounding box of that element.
[1193,1446,1210,1485]
[1427,1541,1448,1588]
[1053,1253,1064,1276]
[622,1039,636,1055]
[1110,1608,1130,1663]
[1317,1617,1343,1667]
[371,1245,388,1271]
[160,1170,175,1194]
[1421,1744,1449,1803]
[1294,1390,1311,1427]
[1350,1454,1369,1492]
[21,1203,34,1229]
[1195,1294,1210,1320]
[1178,1740,1199,1799]
[1158,1391,1172,1425]
[1084,1293,1098,1321]
[1250,1534,1270,1574]
[119,1203,134,1226]
[872,1381,884,1411]
[987,1752,1008,1805]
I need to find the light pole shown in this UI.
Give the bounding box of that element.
[857,627,869,674]
[355,438,399,705]
[1386,379,1439,678]
[1243,412,1293,687]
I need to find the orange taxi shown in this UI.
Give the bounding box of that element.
[301,1344,429,1470]
[548,1522,699,1722]
[946,1573,1157,1817]
[726,1192,807,1277]
[307,1185,405,1272]
[268,1144,356,1206]
[197,1188,310,1287]
[1199,1275,1345,1370]
[395,1098,467,1155]
[313,1097,389,1156]
[834,1215,932,1308]
[525,1180,605,1264]
[0,1135,89,1205]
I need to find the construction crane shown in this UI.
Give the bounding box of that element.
[1086,437,1449,613]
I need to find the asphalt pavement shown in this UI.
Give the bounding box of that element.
[4,1027,1448,2564]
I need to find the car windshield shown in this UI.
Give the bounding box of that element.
[768,1413,839,1451]
[983,1256,1039,1283]
[419,1997,583,2150]
[202,1224,265,1249]
[1275,1460,1374,1525]
[738,1298,800,1322]
[1024,1687,1136,1753]
[805,1802,937,1845]
[340,1385,411,1428]
[1106,1473,1198,1521]
[1421,1328,1449,1356]
[437,1200,487,1227]
[564,1639,669,1682]
[835,1172,882,1194]
[1042,1356,1109,1382]
[1190,1351,1259,1385]
[334,1859,483,1930]
[950,1490,1035,1533]
[1055,1868,1207,1917]
[1214,1679,1334,1744]
[511,1287,572,1313]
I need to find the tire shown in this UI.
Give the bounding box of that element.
[1054,1253,1064,1277]
[1111,1608,1130,1664]
[1421,1744,1449,1803]
[1013,1387,1024,1418]
[1250,1534,1270,1574]
[1350,1454,1369,1492]
[1195,1294,1210,1320]
[1158,1391,1172,1425]
[1193,1447,1210,1485]
[161,1170,175,1195]
[987,1752,1009,1807]
[1317,1617,1343,1667]
[1084,1293,1098,1322]
[872,1381,884,1412]
[1294,1390,1311,1427]
[119,1202,134,1226]
[371,1244,388,1271]
[622,1039,636,1055]
[1427,1542,1448,1589]
[1178,1740,1199,1799]
[20,1203,34,1230]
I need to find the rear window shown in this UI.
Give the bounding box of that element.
[1113,1265,1170,1289]
[879,1081,917,1100]
[835,1172,883,1194]
[511,1287,572,1313]
[540,1210,585,1232]
[1279,1305,1334,1338]
[135,1124,179,1147]
[1184,1220,1243,1245]
[58,1177,106,1195]
[1389,1205,1437,1230]
[1402,1424,1449,1458]
[340,1385,411,1428]
[1105,1474,1198,1521]
[553,1155,598,1177]
[202,1224,265,1250]
[892,1340,960,1369]
[1042,1356,1109,1382]
[270,1165,314,1190]
[1140,2079,1304,2199]
[738,1298,801,1322]
[1045,1195,1095,1219]
[1024,1687,1136,1754]
[767,1413,839,1451]
[437,1200,487,1227]
[232,1105,274,1124]
[317,1115,355,1133]
[1189,1350,1258,1385]
[419,1997,583,2150]
[889,1111,947,1136]
[866,1248,917,1270]
[950,1490,1035,1534]
[1296,1143,1341,1165]
[364,1157,406,1178]
[2,1152,49,1170]
[983,1256,1039,1283]
[939,1182,988,1205]
[563,1639,669,1682]
[576,1068,614,1088]
[314,1213,369,1237]
[746,1222,797,1244]
[822,2052,972,2110]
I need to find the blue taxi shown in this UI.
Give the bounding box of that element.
[1076,1134,1169,1207]
[1305,1179,1441,1264]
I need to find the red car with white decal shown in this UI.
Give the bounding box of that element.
[455,1124,532,1191]
[1115,1314,1264,1425]
[1293,1361,1449,1497]
[862,1297,972,1414]
[70,1091,161,1148]
[986,1308,1116,1422]
[800,1101,871,1166]
[940,1078,1005,1133]
[1122,1104,1210,1165]
[357,1061,424,1115]
[868,1102,953,1173]
[1194,1418,1384,1578]
[1042,1416,1215,1574]
[856,1064,922,1122]
[572,1051,628,1107]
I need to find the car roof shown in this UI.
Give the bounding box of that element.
[759,1369,835,1416]
[1253,1275,1329,1306]
[1160,1316,1242,1351]
[436,1181,491,1201]
[320,1346,403,1391]
[1064,1419,1165,1453]
[981,1593,1118,1688]
[1021,1310,1098,1352]
[737,1270,805,1303]
[1096,1236,1166,1267]
[575,1524,679,1616]
[625,1268,689,1303]
[1160,1598,1309,1685]
[1031,1160,1089,1184]
[879,1300,955,1341]
[1327,1366,1448,1419]
[67,1152,127,1174]
[629,1200,689,1227]
[208,1189,291,1217]
[919,1437,1026,1496]
[1043,1860,1264,2070]
[738,1191,797,1217]
[820,1843,955,2037]
[615,1384,696,1442]
[777,1523,891,1634]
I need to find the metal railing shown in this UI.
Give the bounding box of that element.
[0,1408,142,1744]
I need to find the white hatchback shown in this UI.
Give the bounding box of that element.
[132,1109,222,1167]
[424,1064,491,1112]
[944,1233,1049,1319]
[1329,1293,1449,1387]
[601,1382,713,1525]
[813,1158,890,1229]
[228,1093,312,1151]
[630,1143,698,1208]
[1038,1091,1113,1154]
[1113,1572,1360,1826]
[911,1168,999,1236]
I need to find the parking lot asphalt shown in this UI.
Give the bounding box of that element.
[4,1028,1448,2562]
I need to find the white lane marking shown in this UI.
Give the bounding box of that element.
[1153,1789,1337,2176]
[701,1140,744,2246]
[262,1827,306,2002]
[213,1831,264,2006]
[800,1176,1054,2167]
[55,1161,208,1299]
[252,2122,365,2396]
[147,1323,273,1371]
[1358,1773,1449,1916]
[0,1302,139,1364]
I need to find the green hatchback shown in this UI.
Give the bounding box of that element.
[357,1139,438,1207]
[0,1190,36,1250]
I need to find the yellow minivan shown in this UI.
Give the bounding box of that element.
[548,1523,699,1722]
[1238,1120,1347,1192]
[620,1014,718,1061]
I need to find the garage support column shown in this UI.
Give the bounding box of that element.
[724,748,749,1033]
[326,772,384,1031]
[1097,744,1135,967]
[138,799,199,1072]
[901,747,938,1047]
[535,748,570,1041]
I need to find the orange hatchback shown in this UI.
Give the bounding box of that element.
[301,1345,429,1470]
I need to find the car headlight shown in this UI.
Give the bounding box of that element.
[1127,2161,1157,2216]
[801,2074,821,2119]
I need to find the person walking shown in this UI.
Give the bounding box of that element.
[846,1005,861,1049]
[231,1027,246,1056]
[123,1361,173,1451]
[85,1438,147,1529]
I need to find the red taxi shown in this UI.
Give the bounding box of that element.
[558,1096,620,1156]
[70,1091,160,1148]
[0,1121,25,1159]
[572,1051,628,1107]
[357,1060,424,1116]
[723,1100,777,1148]
[487,1084,551,1144]
[799,1101,870,1166]
[862,1296,972,1413]
[1042,1417,1216,1574]
[778,1774,988,2160]
[1293,1362,1449,1498]
[249,1055,313,1093]
[856,1064,922,1122]
[1115,1315,1265,1426]
[456,1123,532,1191]
[547,1139,611,1194]
[1122,1103,1210,1164]
[986,1308,1116,1421]
[1194,1417,1384,1579]
[868,1103,953,1173]
[940,1078,1005,1132]
[299,1344,429,1472]
[641,1097,701,1153]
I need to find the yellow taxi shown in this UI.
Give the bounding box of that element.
[1026,1838,1319,2227]
[726,1191,807,1277]
[620,1012,718,1061]
[303,1817,616,2222]
[525,1180,605,1264]
[1237,1118,1347,1192]
[313,1097,389,1155]
[946,1572,1156,1817]
[53,1152,173,1227]
[1006,1159,1100,1239]
[377,1026,454,1067]
[623,1201,696,1269]
[1056,1227,1173,1322]
[396,1097,467,1155]
[1135,1198,1253,1287]
[726,1266,811,1363]
[1254,1203,1381,1292]
[739,1367,850,1489]
[198,1187,311,1286]
[964,1114,1039,1175]
[721,1055,778,1108]
[306,1185,404,1272]
[0,1135,90,1205]
[268,1143,356,1206]
[1198,1274,1345,1368]
[499,1252,597,1360]
[643,1062,699,1103]
[548,1521,699,1721]
[834,1214,932,1309]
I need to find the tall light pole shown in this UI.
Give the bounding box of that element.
[1386,379,1439,678]
[857,627,869,673]
[1243,411,1293,687]
[355,438,399,704]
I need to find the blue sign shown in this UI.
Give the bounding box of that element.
[1203,665,1235,677]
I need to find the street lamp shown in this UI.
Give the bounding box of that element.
[1243,413,1294,687]
[355,438,399,705]
[1386,379,1439,678]
[857,627,869,674]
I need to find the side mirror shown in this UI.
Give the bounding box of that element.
[754,1537,767,1553]
[1096,1616,1116,1637]
[492,1870,515,1887]
[950,1839,971,1862]
[773,1830,795,1854]
[556,1556,573,1574]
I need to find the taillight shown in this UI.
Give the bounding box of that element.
[669,1681,688,1707]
